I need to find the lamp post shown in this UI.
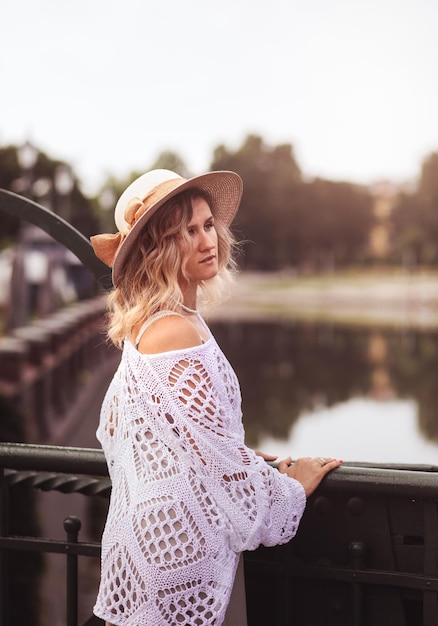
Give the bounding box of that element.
[7,142,39,330]
[54,164,74,222]
[16,141,38,199]
[98,186,116,232]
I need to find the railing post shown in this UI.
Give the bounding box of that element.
[0,469,9,626]
[64,515,81,626]
[423,501,438,625]
[349,540,365,626]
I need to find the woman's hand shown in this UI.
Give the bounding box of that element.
[279,456,342,497]
[255,450,278,462]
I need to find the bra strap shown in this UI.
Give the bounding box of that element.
[134,310,184,346]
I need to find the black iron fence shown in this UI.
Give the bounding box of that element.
[0,442,436,625]
[245,461,438,626]
[0,443,108,626]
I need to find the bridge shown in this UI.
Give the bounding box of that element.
[0,190,437,625]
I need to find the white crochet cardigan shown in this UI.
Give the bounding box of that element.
[94,318,306,625]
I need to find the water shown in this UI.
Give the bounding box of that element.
[210,319,438,466]
[258,397,437,464]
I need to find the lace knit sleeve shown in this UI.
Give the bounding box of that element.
[145,347,307,552]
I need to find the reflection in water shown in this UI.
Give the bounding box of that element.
[210,319,438,465]
[259,397,438,465]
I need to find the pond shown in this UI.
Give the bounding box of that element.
[210,319,438,466]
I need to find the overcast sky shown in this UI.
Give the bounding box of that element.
[1,0,437,193]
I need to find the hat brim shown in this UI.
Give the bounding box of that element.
[112,171,243,286]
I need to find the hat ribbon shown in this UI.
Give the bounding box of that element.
[90,197,146,266]
[90,177,185,267]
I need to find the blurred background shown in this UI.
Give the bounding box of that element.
[2,132,438,464]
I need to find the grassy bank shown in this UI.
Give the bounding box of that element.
[213,269,438,328]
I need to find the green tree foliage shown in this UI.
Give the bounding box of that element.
[211,135,302,269]
[391,192,427,267]
[150,150,192,178]
[392,152,438,267]
[302,179,374,270]
[0,146,25,246]
[7,138,438,270]
[211,135,374,271]
[0,144,98,247]
[415,152,438,262]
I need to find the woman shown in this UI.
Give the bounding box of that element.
[90,169,341,626]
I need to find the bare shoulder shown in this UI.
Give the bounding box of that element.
[137,314,202,355]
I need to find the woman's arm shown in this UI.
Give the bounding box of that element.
[161,355,309,551]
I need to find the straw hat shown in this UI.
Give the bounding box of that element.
[90,169,243,286]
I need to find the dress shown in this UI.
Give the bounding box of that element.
[94,312,306,625]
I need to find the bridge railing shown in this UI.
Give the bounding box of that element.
[0,297,110,442]
[0,442,108,625]
[245,460,438,626]
[0,442,436,626]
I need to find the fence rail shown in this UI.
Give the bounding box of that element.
[245,460,438,626]
[0,443,108,625]
[0,442,437,625]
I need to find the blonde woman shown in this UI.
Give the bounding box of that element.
[90,169,341,626]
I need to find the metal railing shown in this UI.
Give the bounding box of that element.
[0,189,112,291]
[0,442,437,625]
[0,443,109,626]
[245,461,438,626]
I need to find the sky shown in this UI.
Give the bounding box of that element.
[1,0,438,194]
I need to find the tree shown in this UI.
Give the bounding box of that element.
[392,152,438,267]
[210,135,374,271]
[0,146,21,246]
[211,135,302,269]
[391,192,426,268]
[0,143,98,247]
[417,152,438,260]
[301,179,374,270]
[150,150,191,178]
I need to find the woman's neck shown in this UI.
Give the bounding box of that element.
[180,284,197,312]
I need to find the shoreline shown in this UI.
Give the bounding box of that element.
[210,271,438,328]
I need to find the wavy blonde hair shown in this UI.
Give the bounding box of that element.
[106,190,238,348]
